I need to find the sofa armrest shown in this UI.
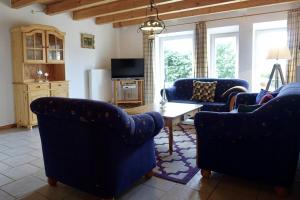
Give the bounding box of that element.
[162,86,177,101]
[234,93,257,109]
[124,112,163,145]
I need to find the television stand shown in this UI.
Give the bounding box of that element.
[113,79,144,106]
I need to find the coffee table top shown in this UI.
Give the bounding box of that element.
[124,102,202,118]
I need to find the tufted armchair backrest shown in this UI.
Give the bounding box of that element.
[277,82,300,97]
[254,83,300,121]
[30,97,132,136]
[173,78,249,102]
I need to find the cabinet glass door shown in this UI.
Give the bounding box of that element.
[23,31,46,63]
[46,32,64,63]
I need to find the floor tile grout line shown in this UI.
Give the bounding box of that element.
[0,172,16,182]
[0,188,18,199]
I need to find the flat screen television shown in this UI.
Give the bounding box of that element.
[111,58,144,79]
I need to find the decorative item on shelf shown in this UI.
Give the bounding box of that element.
[36,69,43,83]
[160,81,167,109]
[81,33,95,49]
[266,46,291,90]
[138,0,165,40]
[44,72,49,82]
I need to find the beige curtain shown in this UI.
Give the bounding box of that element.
[143,33,155,104]
[194,21,208,78]
[287,9,300,83]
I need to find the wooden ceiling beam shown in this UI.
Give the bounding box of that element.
[11,0,39,8]
[113,0,297,28]
[73,0,181,20]
[46,0,118,15]
[95,0,239,25]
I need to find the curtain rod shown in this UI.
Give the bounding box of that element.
[165,9,292,28]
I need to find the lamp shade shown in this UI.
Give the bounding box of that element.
[267,46,291,60]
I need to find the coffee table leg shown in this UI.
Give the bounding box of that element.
[166,121,173,155]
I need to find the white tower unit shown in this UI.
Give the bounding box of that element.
[88,69,112,102]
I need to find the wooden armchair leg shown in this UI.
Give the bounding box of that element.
[48,178,57,186]
[274,186,289,197]
[144,170,154,180]
[201,169,211,179]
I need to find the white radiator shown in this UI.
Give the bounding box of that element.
[88,69,112,102]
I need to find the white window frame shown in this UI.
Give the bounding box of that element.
[210,32,239,78]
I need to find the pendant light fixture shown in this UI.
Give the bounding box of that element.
[139,0,165,39]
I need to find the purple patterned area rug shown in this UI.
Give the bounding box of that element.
[153,124,199,184]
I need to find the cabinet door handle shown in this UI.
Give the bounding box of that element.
[58,84,61,86]
[36,86,40,88]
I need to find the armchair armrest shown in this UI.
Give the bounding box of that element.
[195,111,255,142]
[234,93,258,109]
[162,86,177,101]
[124,112,163,145]
[223,92,242,111]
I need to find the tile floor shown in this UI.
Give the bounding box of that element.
[0,127,299,200]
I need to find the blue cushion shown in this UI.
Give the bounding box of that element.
[256,89,268,104]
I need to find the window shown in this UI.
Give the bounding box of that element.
[209,26,239,79]
[155,31,194,101]
[158,32,194,86]
[253,21,287,92]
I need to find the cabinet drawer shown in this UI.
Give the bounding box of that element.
[50,82,68,89]
[51,89,68,98]
[27,83,49,91]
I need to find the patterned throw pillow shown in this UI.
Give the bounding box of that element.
[191,81,217,102]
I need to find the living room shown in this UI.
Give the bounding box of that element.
[0,0,300,199]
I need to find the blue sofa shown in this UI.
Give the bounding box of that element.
[30,97,164,199]
[194,82,300,188]
[164,78,249,112]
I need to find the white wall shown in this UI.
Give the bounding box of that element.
[0,0,117,126]
[117,2,300,89]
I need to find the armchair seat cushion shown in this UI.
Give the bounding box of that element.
[237,104,261,112]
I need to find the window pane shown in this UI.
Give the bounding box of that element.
[26,49,34,60]
[214,36,237,78]
[253,28,287,92]
[48,34,56,49]
[26,35,34,48]
[163,38,193,87]
[35,50,43,60]
[35,33,43,48]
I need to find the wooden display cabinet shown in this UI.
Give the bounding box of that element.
[11,24,69,129]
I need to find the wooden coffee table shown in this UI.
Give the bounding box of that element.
[125,102,202,154]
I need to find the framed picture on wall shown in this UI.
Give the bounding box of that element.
[81,33,95,49]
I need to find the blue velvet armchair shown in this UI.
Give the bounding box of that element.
[163,78,249,112]
[194,82,300,190]
[30,97,164,199]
